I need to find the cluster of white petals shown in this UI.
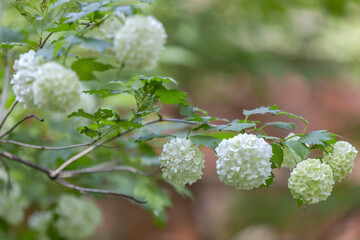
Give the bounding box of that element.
[113,15,167,70]
[55,195,102,240]
[215,133,273,190]
[11,50,43,108]
[323,141,358,182]
[33,62,81,112]
[159,138,205,186]
[288,158,334,204]
[282,133,302,169]
[28,211,53,232]
[0,169,27,226]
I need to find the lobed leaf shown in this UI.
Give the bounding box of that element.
[190,135,220,150]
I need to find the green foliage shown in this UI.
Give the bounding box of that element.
[270,143,283,168]
[285,140,311,160]
[190,135,220,150]
[298,130,336,146]
[71,58,113,80]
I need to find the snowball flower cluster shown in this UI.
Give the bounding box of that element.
[55,195,102,240]
[288,158,334,204]
[33,62,81,112]
[215,133,273,190]
[159,138,205,186]
[282,133,302,169]
[11,50,43,108]
[113,15,167,70]
[323,141,358,182]
[0,169,27,226]
[11,51,81,112]
[28,211,53,232]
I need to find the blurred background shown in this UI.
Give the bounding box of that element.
[3,0,360,239]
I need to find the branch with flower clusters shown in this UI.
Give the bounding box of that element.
[0,0,359,238]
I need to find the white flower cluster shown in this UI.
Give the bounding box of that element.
[28,211,53,232]
[55,195,102,240]
[0,169,27,226]
[282,133,302,169]
[323,141,358,182]
[288,158,334,204]
[159,138,205,186]
[215,133,273,190]
[11,50,43,108]
[113,15,167,70]
[33,62,81,112]
[11,51,81,112]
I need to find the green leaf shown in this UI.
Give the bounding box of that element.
[136,76,178,86]
[261,172,275,188]
[243,105,279,116]
[179,104,195,118]
[79,126,98,138]
[136,134,173,143]
[277,111,308,125]
[285,140,311,160]
[298,130,335,146]
[155,86,187,105]
[217,122,256,132]
[270,143,283,168]
[83,89,125,98]
[49,0,72,9]
[265,121,296,130]
[190,135,220,150]
[0,42,27,49]
[65,35,112,53]
[68,108,97,121]
[134,179,171,226]
[46,23,77,32]
[71,58,113,80]
[68,108,114,122]
[64,2,106,23]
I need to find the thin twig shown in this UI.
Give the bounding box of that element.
[0,150,50,175]
[0,100,18,130]
[0,114,44,138]
[51,118,207,178]
[0,156,12,194]
[55,178,146,204]
[59,165,158,178]
[0,140,90,150]
[39,32,53,49]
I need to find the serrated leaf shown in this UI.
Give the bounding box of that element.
[266,121,296,130]
[217,122,256,132]
[65,35,112,53]
[243,105,279,116]
[285,140,311,160]
[136,133,173,143]
[0,42,27,49]
[79,126,98,138]
[190,135,220,150]
[138,76,177,86]
[83,89,125,98]
[298,130,334,146]
[46,23,77,32]
[68,108,113,122]
[179,104,195,118]
[49,0,72,9]
[71,58,113,80]
[261,172,275,188]
[155,87,187,105]
[277,111,308,125]
[270,143,283,168]
[64,2,105,23]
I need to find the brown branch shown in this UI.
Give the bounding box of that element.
[0,150,50,175]
[0,114,44,138]
[51,118,209,178]
[59,165,158,178]
[39,32,53,49]
[55,178,146,204]
[0,140,90,150]
[0,151,144,203]
[0,100,18,130]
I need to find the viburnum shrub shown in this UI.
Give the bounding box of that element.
[0,0,358,238]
